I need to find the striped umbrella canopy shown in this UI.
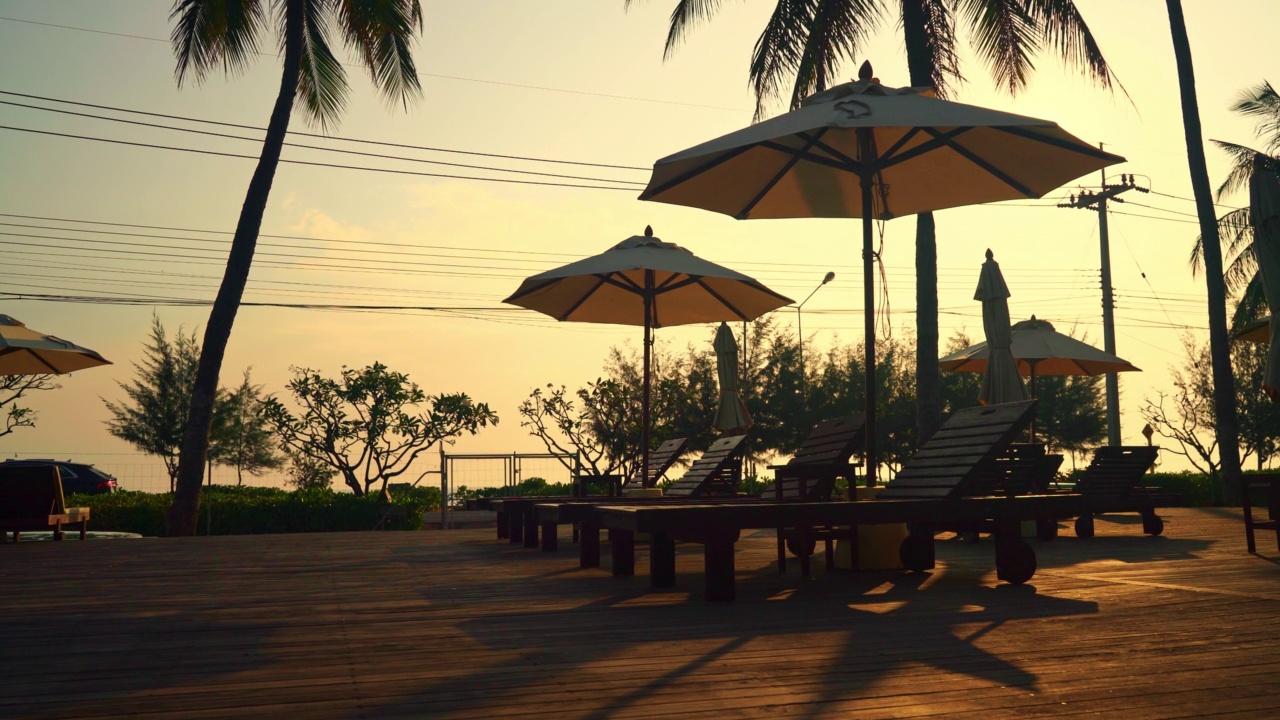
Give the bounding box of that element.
[0,315,111,375]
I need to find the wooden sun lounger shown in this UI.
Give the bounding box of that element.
[1242,473,1280,554]
[490,436,741,549]
[1063,446,1182,538]
[0,464,91,543]
[624,437,689,490]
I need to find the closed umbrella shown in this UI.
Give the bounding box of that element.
[714,322,752,432]
[0,315,111,375]
[1250,165,1280,400]
[974,250,1028,406]
[640,61,1123,479]
[504,227,791,482]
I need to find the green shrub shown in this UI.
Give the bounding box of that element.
[67,485,442,536]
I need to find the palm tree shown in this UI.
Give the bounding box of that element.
[632,0,1120,443]
[165,0,425,535]
[1164,0,1243,500]
[1190,81,1280,329]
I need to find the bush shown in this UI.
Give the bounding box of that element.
[67,485,443,536]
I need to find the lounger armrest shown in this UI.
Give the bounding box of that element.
[64,507,91,522]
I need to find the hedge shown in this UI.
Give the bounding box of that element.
[68,485,443,537]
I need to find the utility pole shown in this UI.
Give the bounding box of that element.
[1060,168,1148,446]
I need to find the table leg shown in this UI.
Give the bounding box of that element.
[611,529,635,577]
[650,531,676,588]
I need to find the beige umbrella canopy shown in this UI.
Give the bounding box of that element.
[940,315,1140,396]
[640,61,1124,477]
[0,315,111,375]
[1234,315,1271,344]
[504,227,792,481]
[974,250,1028,406]
[1250,165,1280,400]
[713,322,752,432]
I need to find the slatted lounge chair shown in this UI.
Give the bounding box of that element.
[594,400,1084,600]
[662,434,747,497]
[624,437,689,490]
[1064,445,1179,538]
[1242,474,1280,554]
[0,464,90,542]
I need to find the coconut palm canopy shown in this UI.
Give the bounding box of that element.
[0,315,111,375]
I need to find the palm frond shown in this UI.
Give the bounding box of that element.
[336,0,424,109]
[170,0,266,85]
[899,0,960,96]
[956,0,1038,96]
[656,0,728,60]
[1231,80,1280,154]
[786,0,882,114]
[748,0,812,121]
[1210,140,1268,200]
[1230,277,1267,332]
[294,0,348,129]
[1026,0,1128,100]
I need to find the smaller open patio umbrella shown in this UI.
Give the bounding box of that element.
[713,322,751,432]
[974,250,1028,406]
[1251,164,1280,400]
[504,227,792,483]
[0,315,111,375]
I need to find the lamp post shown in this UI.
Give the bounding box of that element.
[797,271,835,409]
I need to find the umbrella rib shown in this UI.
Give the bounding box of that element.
[916,127,1036,197]
[759,139,860,174]
[503,276,562,304]
[994,126,1120,160]
[655,275,699,293]
[693,279,748,320]
[642,144,758,198]
[737,129,829,219]
[558,276,611,321]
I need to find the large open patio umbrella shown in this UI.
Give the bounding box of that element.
[974,250,1028,406]
[714,322,752,432]
[940,315,1139,440]
[639,61,1123,479]
[1251,165,1280,400]
[0,315,111,375]
[504,227,791,482]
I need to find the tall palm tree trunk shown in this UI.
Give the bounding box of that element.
[903,2,942,443]
[167,0,303,535]
[1165,0,1243,503]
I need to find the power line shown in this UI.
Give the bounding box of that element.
[0,125,641,191]
[0,97,647,185]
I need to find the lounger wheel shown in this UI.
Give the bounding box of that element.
[996,540,1037,585]
[1035,519,1058,541]
[1074,515,1095,539]
[1142,512,1165,536]
[786,536,817,558]
[899,534,933,573]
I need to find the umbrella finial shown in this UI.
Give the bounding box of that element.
[858,61,874,82]
[644,225,654,237]
[985,248,994,260]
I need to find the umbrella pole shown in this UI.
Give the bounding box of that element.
[642,274,653,489]
[859,130,877,487]
[1029,361,1038,443]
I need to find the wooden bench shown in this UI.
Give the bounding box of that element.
[0,464,90,542]
[1242,473,1280,554]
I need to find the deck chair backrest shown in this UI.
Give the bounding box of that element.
[625,437,689,488]
[760,414,866,501]
[969,443,1047,498]
[0,464,67,520]
[877,400,1038,500]
[1073,446,1159,498]
[664,434,747,497]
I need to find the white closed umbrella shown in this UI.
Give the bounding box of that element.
[1250,165,1280,400]
[713,322,751,432]
[974,250,1028,406]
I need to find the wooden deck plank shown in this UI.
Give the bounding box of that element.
[0,507,1276,719]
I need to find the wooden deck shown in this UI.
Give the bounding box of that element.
[2,507,1278,719]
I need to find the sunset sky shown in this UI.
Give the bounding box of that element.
[1,1,1276,490]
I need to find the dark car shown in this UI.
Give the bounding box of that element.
[0,459,118,494]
